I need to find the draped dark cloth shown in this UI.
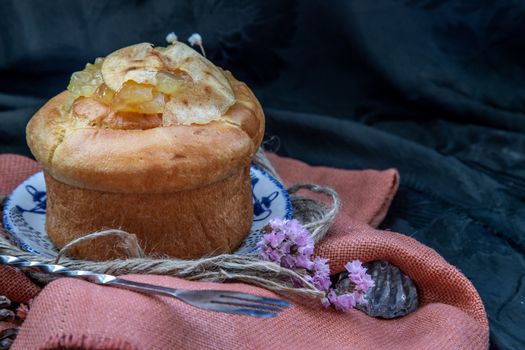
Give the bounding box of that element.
[1,1,523,348]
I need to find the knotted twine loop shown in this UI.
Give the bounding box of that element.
[54,229,145,264]
[288,184,340,244]
[253,148,340,243]
[0,149,340,301]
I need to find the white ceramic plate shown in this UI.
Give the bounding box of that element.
[2,165,292,257]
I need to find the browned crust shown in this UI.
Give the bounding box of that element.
[27,75,264,193]
[223,79,265,148]
[26,92,69,168]
[44,166,253,260]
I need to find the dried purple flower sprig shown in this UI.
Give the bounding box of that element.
[259,219,315,270]
[326,260,375,311]
[258,218,374,312]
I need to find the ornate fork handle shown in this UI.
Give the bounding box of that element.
[0,255,203,299]
[0,255,204,300]
[0,255,117,284]
[0,254,290,318]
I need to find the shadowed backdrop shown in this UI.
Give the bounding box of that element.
[1,1,524,348]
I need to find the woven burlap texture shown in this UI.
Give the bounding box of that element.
[0,153,488,350]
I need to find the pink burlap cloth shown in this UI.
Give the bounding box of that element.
[0,153,488,349]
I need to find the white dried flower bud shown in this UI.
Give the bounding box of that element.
[188,33,202,47]
[187,33,206,57]
[165,32,178,44]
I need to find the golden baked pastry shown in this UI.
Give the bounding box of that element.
[26,41,264,260]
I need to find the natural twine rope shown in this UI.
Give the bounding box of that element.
[54,229,146,264]
[0,149,339,300]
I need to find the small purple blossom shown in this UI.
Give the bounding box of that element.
[354,273,375,293]
[327,290,357,312]
[304,257,331,292]
[346,260,375,292]
[323,259,375,312]
[258,219,314,269]
[345,260,367,277]
[353,291,366,305]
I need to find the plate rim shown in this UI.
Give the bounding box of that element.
[3,165,293,255]
[250,164,293,222]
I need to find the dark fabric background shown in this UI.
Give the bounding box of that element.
[1,1,524,349]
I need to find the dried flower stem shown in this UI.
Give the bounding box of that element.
[188,33,206,57]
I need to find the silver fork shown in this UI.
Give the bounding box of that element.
[0,255,290,318]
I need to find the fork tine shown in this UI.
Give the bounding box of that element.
[217,292,291,307]
[211,299,285,312]
[203,303,278,318]
[227,308,277,318]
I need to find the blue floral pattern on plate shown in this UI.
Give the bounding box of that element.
[2,166,292,257]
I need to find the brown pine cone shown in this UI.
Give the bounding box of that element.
[0,297,10,309]
[0,309,14,323]
[0,296,30,323]
[0,328,18,350]
[0,337,14,350]
[0,295,27,349]
[0,296,14,323]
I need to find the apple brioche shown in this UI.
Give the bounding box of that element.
[26,41,265,260]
